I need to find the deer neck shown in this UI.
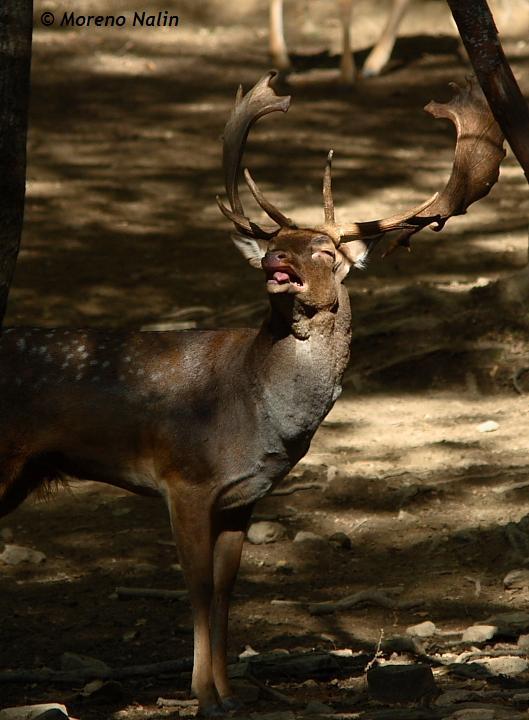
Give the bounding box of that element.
[248,284,352,450]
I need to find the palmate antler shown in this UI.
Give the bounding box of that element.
[386,78,506,253]
[217,71,505,261]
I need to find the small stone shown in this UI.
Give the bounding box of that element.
[293,531,325,543]
[324,473,362,503]
[0,705,69,720]
[397,509,416,521]
[275,560,294,574]
[122,630,137,642]
[478,655,529,676]
[448,710,495,720]
[301,679,319,688]
[517,634,529,649]
[462,625,497,643]
[329,648,353,657]
[381,635,425,656]
[60,652,110,675]
[0,544,46,565]
[483,611,529,636]
[477,420,499,433]
[367,663,438,704]
[406,621,436,638]
[327,532,352,549]
[435,689,472,706]
[513,691,529,704]
[239,645,259,659]
[81,680,123,702]
[504,568,529,590]
[304,700,333,714]
[0,527,14,542]
[326,465,338,483]
[247,521,285,545]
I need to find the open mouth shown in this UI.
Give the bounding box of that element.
[265,266,305,292]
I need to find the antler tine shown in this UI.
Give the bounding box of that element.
[220,71,291,238]
[244,169,296,228]
[215,196,278,240]
[386,78,506,251]
[323,150,335,224]
[337,78,505,250]
[332,192,440,241]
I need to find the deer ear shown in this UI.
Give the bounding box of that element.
[334,248,352,282]
[339,236,381,272]
[231,233,268,269]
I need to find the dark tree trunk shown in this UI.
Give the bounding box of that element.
[447,0,529,306]
[446,0,529,183]
[0,0,33,326]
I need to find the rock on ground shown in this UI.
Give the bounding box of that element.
[247,521,286,545]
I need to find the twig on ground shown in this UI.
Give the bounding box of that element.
[513,367,529,394]
[309,587,421,616]
[493,478,529,495]
[365,629,385,672]
[115,586,187,600]
[156,698,197,708]
[457,649,529,663]
[246,675,298,706]
[270,482,325,496]
[0,658,194,684]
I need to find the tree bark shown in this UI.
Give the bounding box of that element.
[0,1,33,326]
[446,0,529,184]
[447,0,529,307]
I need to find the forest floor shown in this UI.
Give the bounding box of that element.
[2,1,529,718]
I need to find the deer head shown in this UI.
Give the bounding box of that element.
[217,72,505,313]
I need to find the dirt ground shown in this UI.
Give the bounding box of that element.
[2,0,529,717]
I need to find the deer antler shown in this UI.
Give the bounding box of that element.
[217,74,504,258]
[384,78,505,253]
[216,71,291,240]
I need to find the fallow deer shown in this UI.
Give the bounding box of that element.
[0,72,504,715]
[269,0,525,82]
[269,0,411,82]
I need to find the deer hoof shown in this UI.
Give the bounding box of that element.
[199,703,225,718]
[221,695,243,712]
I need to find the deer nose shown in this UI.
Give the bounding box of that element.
[263,251,289,266]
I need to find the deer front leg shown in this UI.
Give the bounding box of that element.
[211,505,253,711]
[269,0,290,70]
[362,0,410,77]
[168,486,222,717]
[338,0,356,83]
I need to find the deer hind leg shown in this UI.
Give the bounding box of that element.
[362,0,410,77]
[168,484,222,717]
[0,452,36,519]
[210,505,253,711]
[338,0,356,83]
[269,0,290,70]
[0,452,67,520]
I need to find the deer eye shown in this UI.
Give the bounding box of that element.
[312,249,335,261]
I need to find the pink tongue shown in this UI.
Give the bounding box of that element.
[273,271,290,283]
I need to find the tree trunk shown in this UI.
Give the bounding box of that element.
[446,0,529,183]
[447,0,529,308]
[0,0,33,326]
